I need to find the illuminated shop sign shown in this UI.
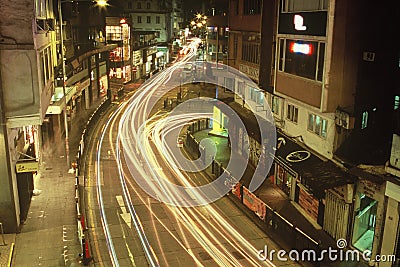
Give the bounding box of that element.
[290,42,313,55]
[279,11,327,36]
[294,15,306,31]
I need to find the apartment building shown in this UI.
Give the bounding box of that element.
[227,0,399,264]
[123,0,174,78]
[0,0,56,232]
[0,0,117,233]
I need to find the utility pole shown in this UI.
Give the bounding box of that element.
[58,0,70,169]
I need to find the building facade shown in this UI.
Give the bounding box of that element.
[123,0,174,79]
[226,0,399,265]
[0,0,56,232]
[0,0,117,233]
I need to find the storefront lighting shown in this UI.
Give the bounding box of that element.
[290,42,313,55]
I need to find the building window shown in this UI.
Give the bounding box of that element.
[361,111,368,129]
[137,2,141,9]
[147,16,151,23]
[394,95,400,110]
[35,0,48,18]
[308,113,327,138]
[244,0,261,15]
[242,34,260,64]
[232,0,239,15]
[278,39,285,71]
[281,0,328,12]
[272,96,280,115]
[146,2,150,9]
[279,39,325,82]
[256,91,264,105]
[106,25,124,40]
[224,77,234,91]
[233,35,238,59]
[156,16,160,24]
[287,104,298,123]
[128,1,132,9]
[137,16,142,23]
[237,82,245,97]
[249,87,264,105]
[40,46,53,88]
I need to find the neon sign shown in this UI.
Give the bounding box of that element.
[294,15,307,31]
[290,42,313,55]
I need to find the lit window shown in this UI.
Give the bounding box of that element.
[308,113,327,138]
[394,95,399,110]
[287,104,298,123]
[272,96,280,115]
[282,0,328,12]
[279,39,325,82]
[361,111,368,129]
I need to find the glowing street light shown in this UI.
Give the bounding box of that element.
[96,0,108,6]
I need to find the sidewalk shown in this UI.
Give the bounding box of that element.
[0,234,14,267]
[189,128,369,267]
[9,95,109,266]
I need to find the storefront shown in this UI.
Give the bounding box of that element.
[14,125,40,222]
[323,184,354,241]
[380,180,400,267]
[348,168,385,258]
[273,132,321,203]
[156,48,168,70]
[300,161,356,228]
[99,75,109,97]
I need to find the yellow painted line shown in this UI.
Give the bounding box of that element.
[7,242,15,267]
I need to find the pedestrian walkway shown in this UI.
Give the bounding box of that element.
[9,95,109,266]
[0,233,14,267]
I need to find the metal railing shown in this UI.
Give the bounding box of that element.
[73,97,111,265]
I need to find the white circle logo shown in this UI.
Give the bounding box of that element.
[336,238,347,249]
[286,150,311,162]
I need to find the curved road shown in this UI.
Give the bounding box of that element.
[83,41,301,267]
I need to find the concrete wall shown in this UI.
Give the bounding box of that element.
[0,126,21,233]
[379,182,400,267]
[0,0,35,45]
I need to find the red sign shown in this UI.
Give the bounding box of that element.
[290,42,313,55]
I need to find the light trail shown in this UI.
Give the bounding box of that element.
[92,38,284,266]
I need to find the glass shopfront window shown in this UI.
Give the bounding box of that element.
[351,193,377,252]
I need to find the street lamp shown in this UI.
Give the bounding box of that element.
[190,13,207,61]
[58,0,107,168]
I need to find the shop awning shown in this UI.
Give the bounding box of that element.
[301,161,357,199]
[274,131,322,177]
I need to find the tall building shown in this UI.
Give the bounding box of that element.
[172,0,184,39]
[0,0,56,232]
[122,0,175,79]
[0,0,117,233]
[226,0,399,263]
